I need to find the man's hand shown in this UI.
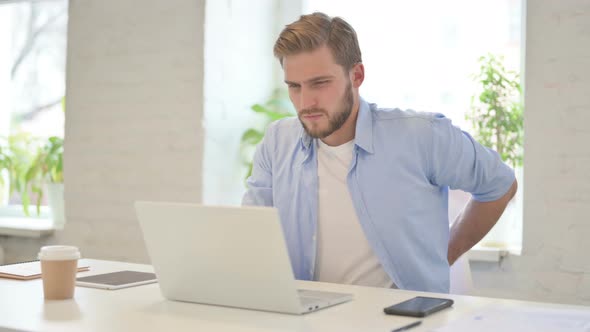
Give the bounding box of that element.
[447,180,518,265]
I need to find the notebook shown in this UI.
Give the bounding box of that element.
[0,259,90,280]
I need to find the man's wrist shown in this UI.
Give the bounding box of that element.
[447,239,465,265]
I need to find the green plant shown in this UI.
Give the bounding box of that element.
[0,137,11,206]
[240,89,295,181]
[24,136,63,215]
[4,133,42,215]
[0,134,63,216]
[466,54,524,168]
[0,137,10,187]
[35,136,64,183]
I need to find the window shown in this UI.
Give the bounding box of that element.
[305,0,524,249]
[0,0,68,215]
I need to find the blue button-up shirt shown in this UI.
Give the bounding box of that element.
[242,98,515,293]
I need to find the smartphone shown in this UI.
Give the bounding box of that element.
[383,296,454,317]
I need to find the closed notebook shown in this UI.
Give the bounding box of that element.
[0,260,90,280]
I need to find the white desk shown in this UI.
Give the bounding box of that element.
[0,259,588,332]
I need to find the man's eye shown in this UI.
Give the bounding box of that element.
[314,81,328,86]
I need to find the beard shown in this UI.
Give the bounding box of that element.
[298,80,354,139]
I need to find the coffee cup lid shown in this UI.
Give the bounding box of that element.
[38,246,81,261]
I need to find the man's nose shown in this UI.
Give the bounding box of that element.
[299,88,317,111]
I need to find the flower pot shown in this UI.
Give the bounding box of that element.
[47,183,65,229]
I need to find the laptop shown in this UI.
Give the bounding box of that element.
[134,201,353,314]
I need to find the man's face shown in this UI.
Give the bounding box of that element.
[283,46,354,139]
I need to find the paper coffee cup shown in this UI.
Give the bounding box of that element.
[38,246,81,300]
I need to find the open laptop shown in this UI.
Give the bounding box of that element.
[134,201,352,314]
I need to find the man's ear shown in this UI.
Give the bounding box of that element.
[350,63,365,88]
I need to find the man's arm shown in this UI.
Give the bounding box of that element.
[447,179,518,265]
[242,124,275,207]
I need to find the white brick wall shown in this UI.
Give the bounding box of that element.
[471,0,590,305]
[59,0,205,263]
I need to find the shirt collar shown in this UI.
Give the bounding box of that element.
[354,97,374,154]
[300,128,313,151]
[299,97,374,154]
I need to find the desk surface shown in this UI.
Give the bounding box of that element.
[0,259,588,332]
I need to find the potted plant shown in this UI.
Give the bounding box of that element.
[466,53,523,168]
[0,137,11,205]
[4,133,41,215]
[466,53,523,248]
[35,136,65,228]
[240,89,295,181]
[4,134,64,227]
[22,136,64,228]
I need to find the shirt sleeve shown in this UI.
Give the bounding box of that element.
[241,124,274,206]
[428,114,516,202]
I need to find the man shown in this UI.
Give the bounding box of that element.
[242,12,517,293]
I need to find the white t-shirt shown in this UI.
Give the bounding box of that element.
[314,139,395,288]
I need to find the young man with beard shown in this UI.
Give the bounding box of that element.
[242,12,517,293]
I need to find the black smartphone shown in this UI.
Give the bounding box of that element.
[383,296,454,317]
